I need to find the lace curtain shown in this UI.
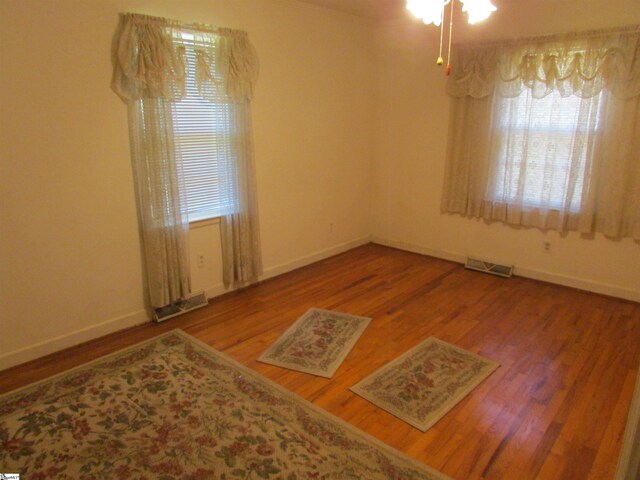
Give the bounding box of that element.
[442,26,640,239]
[112,13,262,307]
[127,97,191,308]
[111,14,259,104]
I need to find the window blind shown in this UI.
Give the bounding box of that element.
[173,35,234,222]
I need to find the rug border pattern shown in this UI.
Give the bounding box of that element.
[350,336,500,432]
[0,329,451,480]
[257,308,372,378]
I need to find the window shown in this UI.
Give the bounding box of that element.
[442,27,640,239]
[490,88,605,212]
[113,12,263,300]
[173,33,235,222]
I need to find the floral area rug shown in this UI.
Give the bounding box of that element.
[351,337,499,432]
[0,330,450,480]
[257,308,371,378]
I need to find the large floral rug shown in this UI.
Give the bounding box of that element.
[351,337,499,432]
[0,330,449,479]
[257,308,371,377]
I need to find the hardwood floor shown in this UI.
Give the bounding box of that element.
[1,243,639,479]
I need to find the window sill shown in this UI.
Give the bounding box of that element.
[190,216,221,229]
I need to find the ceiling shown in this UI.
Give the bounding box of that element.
[296,0,408,21]
[296,0,569,22]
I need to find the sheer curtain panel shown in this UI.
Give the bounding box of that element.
[127,97,191,308]
[189,28,263,287]
[442,26,640,239]
[111,13,262,307]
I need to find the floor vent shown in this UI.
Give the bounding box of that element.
[465,257,513,278]
[153,291,208,323]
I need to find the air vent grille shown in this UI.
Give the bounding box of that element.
[465,257,513,278]
[153,291,208,323]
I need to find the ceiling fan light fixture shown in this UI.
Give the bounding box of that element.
[406,0,450,26]
[460,0,497,24]
[406,0,496,75]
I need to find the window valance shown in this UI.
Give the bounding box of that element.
[446,26,640,100]
[111,13,259,104]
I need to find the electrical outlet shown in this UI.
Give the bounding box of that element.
[543,241,551,253]
[197,253,205,267]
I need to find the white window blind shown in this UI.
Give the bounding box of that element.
[173,34,234,222]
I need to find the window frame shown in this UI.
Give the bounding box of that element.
[488,86,606,213]
[172,31,235,223]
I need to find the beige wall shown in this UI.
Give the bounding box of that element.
[1,0,639,369]
[371,0,640,302]
[0,0,374,368]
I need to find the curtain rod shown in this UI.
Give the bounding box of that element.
[454,24,640,48]
[119,12,248,37]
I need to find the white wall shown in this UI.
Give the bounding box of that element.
[371,0,640,302]
[0,0,374,369]
[1,0,639,370]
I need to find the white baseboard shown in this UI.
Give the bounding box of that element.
[201,236,373,300]
[372,236,466,264]
[203,283,229,300]
[261,236,372,281]
[17,233,631,372]
[0,237,372,372]
[512,266,640,303]
[0,309,149,371]
[372,236,640,303]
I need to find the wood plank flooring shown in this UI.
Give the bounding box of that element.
[1,244,639,479]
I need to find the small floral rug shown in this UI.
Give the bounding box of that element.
[257,308,371,377]
[0,330,449,480]
[351,337,499,432]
